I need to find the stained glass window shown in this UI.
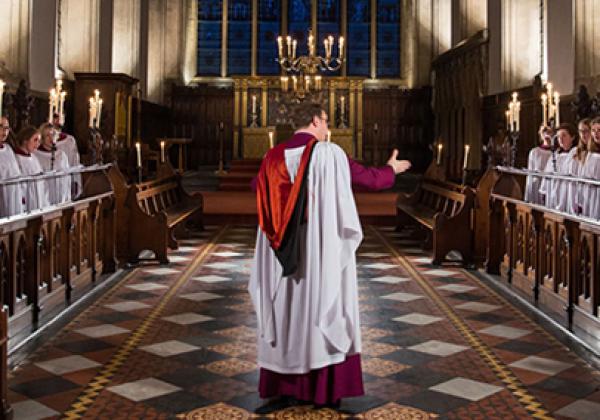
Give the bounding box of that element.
[377,0,400,77]
[227,0,252,75]
[347,0,370,76]
[288,0,311,58]
[317,0,340,76]
[258,0,281,75]
[197,1,222,76]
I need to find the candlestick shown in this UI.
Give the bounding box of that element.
[292,76,298,92]
[437,143,442,165]
[463,144,470,170]
[315,75,321,90]
[160,140,165,163]
[327,130,331,142]
[268,131,274,148]
[0,80,4,120]
[305,76,310,92]
[136,142,142,167]
[49,88,56,123]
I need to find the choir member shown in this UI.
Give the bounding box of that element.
[0,116,24,217]
[579,117,600,219]
[33,123,71,205]
[540,123,578,213]
[13,126,50,211]
[52,113,81,167]
[524,125,553,205]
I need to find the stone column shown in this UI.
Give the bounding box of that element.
[29,0,58,91]
[544,0,574,95]
[0,0,31,79]
[112,0,141,78]
[99,0,114,73]
[487,0,502,95]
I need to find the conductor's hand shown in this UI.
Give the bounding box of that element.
[386,149,411,174]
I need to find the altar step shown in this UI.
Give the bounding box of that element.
[218,159,261,191]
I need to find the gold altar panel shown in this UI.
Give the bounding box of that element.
[331,128,354,156]
[242,127,274,159]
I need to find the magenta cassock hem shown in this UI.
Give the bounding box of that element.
[258,354,364,404]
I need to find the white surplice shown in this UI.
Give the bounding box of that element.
[578,152,600,219]
[0,145,25,217]
[33,148,72,205]
[540,148,578,213]
[56,134,82,197]
[15,152,50,212]
[524,147,552,205]
[249,142,363,374]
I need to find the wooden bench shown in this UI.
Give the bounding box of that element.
[396,182,474,265]
[126,175,203,264]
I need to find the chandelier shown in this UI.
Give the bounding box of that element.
[277,29,344,99]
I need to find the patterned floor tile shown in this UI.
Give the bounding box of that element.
[143,267,181,275]
[554,399,600,419]
[107,378,182,402]
[74,324,130,338]
[363,263,397,270]
[126,282,168,291]
[179,292,223,302]
[408,340,468,357]
[371,276,410,284]
[429,377,503,401]
[140,340,201,357]
[104,301,151,312]
[162,312,214,325]
[192,275,232,283]
[34,355,101,375]
[393,313,443,326]
[11,399,59,420]
[478,325,531,339]
[455,302,502,313]
[437,284,477,293]
[202,358,257,377]
[381,292,424,302]
[509,356,574,375]
[361,358,409,377]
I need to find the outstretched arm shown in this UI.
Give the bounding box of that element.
[348,149,411,191]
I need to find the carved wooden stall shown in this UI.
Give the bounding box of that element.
[487,170,600,351]
[0,165,117,418]
[432,30,488,181]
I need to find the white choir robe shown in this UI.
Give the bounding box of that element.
[0,145,25,217]
[55,133,82,197]
[524,147,552,205]
[540,148,578,213]
[33,147,72,205]
[249,142,362,374]
[578,152,600,219]
[15,152,50,212]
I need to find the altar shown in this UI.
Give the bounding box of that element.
[234,77,364,159]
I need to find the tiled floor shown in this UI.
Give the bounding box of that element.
[7,225,600,419]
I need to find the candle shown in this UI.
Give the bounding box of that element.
[292,39,297,59]
[437,143,443,165]
[89,97,95,128]
[508,102,514,129]
[97,98,103,129]
[505,110,511,131]
[277,36,283,58]
[515,100,520,131]
[541,94,548,127]
[293,76,298,91]
[286,35,291,57]
[554,92,560,125]
[49,88,56,122]
[59,91,66,125]
[315,75,321,90]
[328,35,333,58]
[324,39,330,59]
[136,142,142,167]
[340,96,345,118]
[339,36,344,59]
[327,130,331,142]
[268,131,274,148]
[251,95,256,113]
[0,80,4,120]
[160,140,165,163]
[463,144,470,170]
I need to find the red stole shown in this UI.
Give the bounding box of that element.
[256,138,317,251]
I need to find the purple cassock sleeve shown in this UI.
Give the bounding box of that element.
[251,156,395,192]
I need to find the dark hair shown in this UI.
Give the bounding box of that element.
[15,125,39,147]
[557,123,577,139]
[292,102,326,128]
